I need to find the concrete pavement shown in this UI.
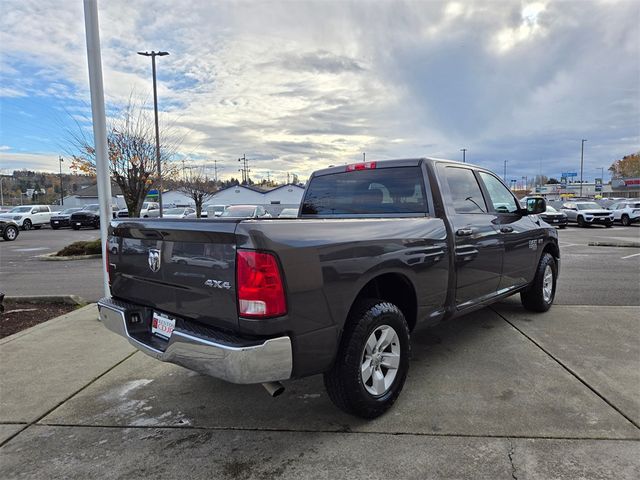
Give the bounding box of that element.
[1,303,638,478]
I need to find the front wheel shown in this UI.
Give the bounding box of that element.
[605,222,613,228]
[323,300,410,419]
[3,225,18,241]
[22,219,32,230]
[577,216,587,227]
[72,225,80,231]
[521,252,557,312]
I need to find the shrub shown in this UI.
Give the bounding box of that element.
[56,239,102,257]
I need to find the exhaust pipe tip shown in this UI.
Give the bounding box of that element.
[262,381,285,397]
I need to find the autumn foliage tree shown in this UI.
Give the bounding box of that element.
[609,152,640,179]
[68,97,179,217]
[178,167,218,218]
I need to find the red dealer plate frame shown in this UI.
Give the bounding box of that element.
[151,311,176,339]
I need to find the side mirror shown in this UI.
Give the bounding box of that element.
[526,198,546,215]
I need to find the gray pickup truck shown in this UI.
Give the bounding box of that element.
[98,158,559,418]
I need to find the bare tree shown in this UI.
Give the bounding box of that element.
[67,96,180,217]
[178,166,218,218]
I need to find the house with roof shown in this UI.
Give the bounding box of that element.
[62,182,125,208]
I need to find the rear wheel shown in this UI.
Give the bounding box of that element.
[521,252,557,312]
[622,214,630,227]
[22,219,32,230]
[323,299,410,419]
[3,225,18,241]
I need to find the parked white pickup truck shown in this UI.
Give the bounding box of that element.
[0,205,52,230]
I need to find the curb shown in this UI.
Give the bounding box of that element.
[3,295,87,306]
[588,242,640,248]
[38,252,102,261]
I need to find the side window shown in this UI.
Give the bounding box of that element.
[444,167,487,214]
[478,172,519,214]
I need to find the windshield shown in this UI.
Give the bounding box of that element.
[209,205,226,213]
[9,206,32,213]
[577,203,601,210]
[61,208,81,214]
[545,206,557,213]
[165,208,184,215]
[83,204,100,212]
[221,206,256,217]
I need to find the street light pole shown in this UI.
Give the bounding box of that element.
[503,160,507,182]
[138,50,169,218]
[59,156,64,206]
[580,139,587,197]
[460,148,466,163]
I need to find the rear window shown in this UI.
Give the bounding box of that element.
[301,166,428,216]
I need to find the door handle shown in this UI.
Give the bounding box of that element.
[500,226,514,233]
[456,228,474,237]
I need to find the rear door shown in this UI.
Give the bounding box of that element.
[438,165,502,308]
[477,172,539,290]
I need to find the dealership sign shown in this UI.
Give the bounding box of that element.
[611,178,640,189]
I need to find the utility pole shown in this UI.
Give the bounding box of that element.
[214,159,219,183]
[238,154,250,184]
[503,160,507,182]
[182,159,185,180]
[363,152,366,161]
[580,139,587,197]
[460,148,467,163]
[59,156,64,206]
[137,50,169,217]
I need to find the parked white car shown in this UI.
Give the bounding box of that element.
[0,205,52,230]
[609,200,640,226]
[163,207,196,219]
[220,205,271,218]
[561,201,614,228]
[116,202,160,218]
[202,204,229,218]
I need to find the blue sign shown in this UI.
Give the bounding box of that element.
[562,172,578,177]
[148,189,159,195]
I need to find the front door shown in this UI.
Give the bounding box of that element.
[439,165,502,309]
[477,172,539,290]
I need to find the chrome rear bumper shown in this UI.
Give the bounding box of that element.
[97,297,292,384]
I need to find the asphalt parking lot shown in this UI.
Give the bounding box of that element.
[0,222,639,479]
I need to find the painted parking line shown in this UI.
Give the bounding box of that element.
[621,252,640,260]
[559,243,579,248]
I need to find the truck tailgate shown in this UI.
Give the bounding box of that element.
[108,219,240,331]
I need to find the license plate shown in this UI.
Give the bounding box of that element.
[151,312,175,339]
[53,221,59,224]
[76,222,81,226]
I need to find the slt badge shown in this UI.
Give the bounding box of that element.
[148,249,161,273]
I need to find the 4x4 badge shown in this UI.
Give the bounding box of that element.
[148,249,161,273]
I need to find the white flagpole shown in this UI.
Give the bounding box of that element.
[83,0,112,297]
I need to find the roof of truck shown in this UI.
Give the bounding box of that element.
[311,157,482,178]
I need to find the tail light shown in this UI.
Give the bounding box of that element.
[105,242,111,285]
[236,250,287,318]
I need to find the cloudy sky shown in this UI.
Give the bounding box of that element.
[0,0,638,183]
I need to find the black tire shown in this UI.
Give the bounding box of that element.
[323,299,410,419]
[577,216,587,227]
[559,225,567,229]
[72,225,80,231]
[521,252,557,313]
[22,219,32,231]
[622,215,630,227]
[93,219,100,229]
[605,222,613,228]
[33,225,41,230]
[111,247,118,255]
[51,225,60,230]
[3,225,19,241]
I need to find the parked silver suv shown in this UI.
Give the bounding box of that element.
[561,201,614,228]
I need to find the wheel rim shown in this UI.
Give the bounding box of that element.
[23,220,32,230]
[622,216,629,226]
[361,325,401,396]
[542,265,554,303]
[6,228,17,240]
